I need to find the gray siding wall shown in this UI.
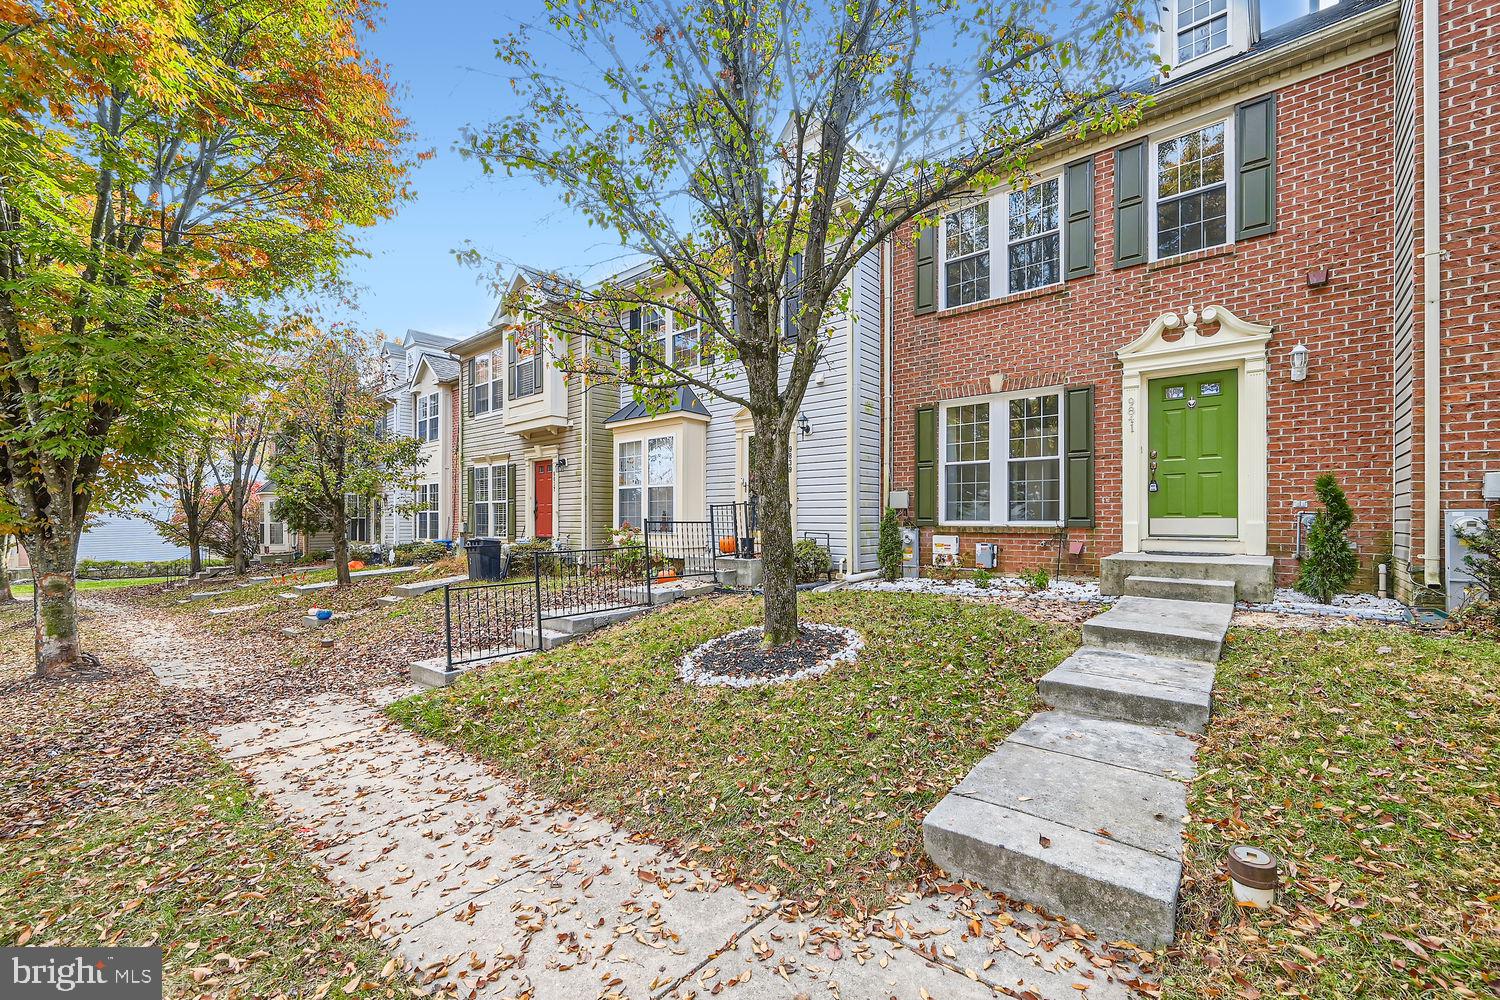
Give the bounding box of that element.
[79,514,188,563]
[1390,0,1417,567]
[614,257,884,572]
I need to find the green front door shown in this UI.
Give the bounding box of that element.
[1148,368,1238,537]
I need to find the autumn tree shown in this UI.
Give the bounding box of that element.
[151,429,225,575]
[268,329,422,589]
[464,0,1154,646]
[0,1,412,675]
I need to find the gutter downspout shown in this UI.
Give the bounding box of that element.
[881,236,894,511]
[846,274,860,574]
[1420,0,1442,587]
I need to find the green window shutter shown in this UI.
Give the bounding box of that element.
[1064,156,1096,279]
[506,464,518,540]
[1113,140,1148,268]
[914,405,937,526]
[1236,93,1277,240]
[913,226,936,315]
[464,360,474,418]
[1064,386,1095,528]
[466,466,476,536]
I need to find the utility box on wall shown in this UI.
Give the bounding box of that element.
[901,527,920,579]
[975,543,998,569]
[1446,509,1489,610]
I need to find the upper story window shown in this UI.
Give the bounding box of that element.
[782,252,803,342]
[940,173,1066,309]
[509,325,543,399]
[1176,0,1229,62]
[470,350,502,415]
[415,391,441,442]
[672,310,702,368]
[1154,120,1229,258]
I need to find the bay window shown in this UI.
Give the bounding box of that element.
[510,325,543,399]
[617,435,675,528]
[1154,120,1229,258]
[940,390,1063,525]
[617,440,642,528]
[646,435,675,524]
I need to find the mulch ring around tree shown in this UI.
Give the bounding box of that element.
[678,623,862,688]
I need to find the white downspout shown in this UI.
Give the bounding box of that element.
[846,280,860,574]
[1420,0,1443,587]
[881,237,894,509]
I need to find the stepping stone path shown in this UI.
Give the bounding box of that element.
[925,572,1235,949]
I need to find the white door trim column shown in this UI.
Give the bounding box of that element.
[1117,305,1273,556]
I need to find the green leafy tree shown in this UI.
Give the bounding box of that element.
[878,508,903,582]
[268,329,423,589]
[1297,473,1358,604]
[0,0,413,675]
[465,0,1153,646]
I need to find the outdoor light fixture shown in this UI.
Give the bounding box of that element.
[1226,845,1280,909]
[798,412,812,438]
[1289,343,1310,382]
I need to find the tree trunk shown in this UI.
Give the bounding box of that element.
[229,479,249,575]
[28,532,90,677]
[185,513,204,574]
[751,405,799,648]
[332,498,351,589]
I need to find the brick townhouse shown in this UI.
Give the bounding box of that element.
[886,0,1498,604]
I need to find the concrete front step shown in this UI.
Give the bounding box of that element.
[375,595,404,607]
[1040,647,1215,732]
[1101,551,1274,602]
[391,573,468,598]
[924,784,1182,949]
[510,625,573,651]
[621,579,717,605]
[1084,595,1232,662]
[547,604,649,636]
[1123,574,1236,605]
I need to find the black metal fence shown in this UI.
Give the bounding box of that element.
[710,499,759,559]
[644,518,717,579]
[443,544,660,669]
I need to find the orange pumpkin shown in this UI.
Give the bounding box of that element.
[718,536,737,555]
[657,570,678,582]
[348,560,366,571]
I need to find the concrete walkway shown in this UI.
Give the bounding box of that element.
[103,602,1149,999]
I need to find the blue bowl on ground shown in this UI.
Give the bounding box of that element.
[314,608,333,621]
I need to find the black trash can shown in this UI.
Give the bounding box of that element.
[464,537,504,580]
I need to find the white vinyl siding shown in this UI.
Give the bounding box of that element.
[938,389,1064,526]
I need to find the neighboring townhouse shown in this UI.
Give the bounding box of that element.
[886,0,1498,604]
[602,252,885,575]
[378,329,461,548]
[454,271,614,548]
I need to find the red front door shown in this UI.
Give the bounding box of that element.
[533,460,554,538]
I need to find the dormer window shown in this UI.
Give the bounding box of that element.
[1176,0,1229,62]
[1161,0,1250,73]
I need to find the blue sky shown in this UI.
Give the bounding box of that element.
[345,2,626,342]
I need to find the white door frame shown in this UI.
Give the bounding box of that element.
[1117,305,1273,556]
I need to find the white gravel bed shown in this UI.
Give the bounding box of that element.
[849,575,1105,604]
[678,623,863,688]
[1241,588,1410,623]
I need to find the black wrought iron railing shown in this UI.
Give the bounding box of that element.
[537,545,652,621]
[710,498,759,560]
[644,517,717,579]
[444,574,542,668]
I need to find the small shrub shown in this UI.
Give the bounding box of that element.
[877,508,903,581]
[392,541,447,566]
[794,538,833,583]
[1449,518,1500,638]
[508,538,560,577]
[1020,566,1050,591]
[299,548,332,564]
[1296,473,1358,604]
[972,568,993,588]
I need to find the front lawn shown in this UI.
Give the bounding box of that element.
[387,591,1075,909]
[1166,626,1499,998]
[0,599,414,998]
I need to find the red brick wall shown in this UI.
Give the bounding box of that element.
[889,53,1396,585]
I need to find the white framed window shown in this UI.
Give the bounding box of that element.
[1151,118,1232,260]
[415,483,441,539]
[646,435,675,525]
[1175,0,1229,62]
[346,494,372,543]
[510,325,543,399]
[617,440,642,528]
[939,175,1066,309]
[672,309,703,368]
[470,350,502,415]
[416,391,441,442]
[938,389,1064,526]
[470,464,509,538]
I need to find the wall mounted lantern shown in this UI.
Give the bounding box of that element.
[798,412,812,438]
[1289,343,1310,382]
